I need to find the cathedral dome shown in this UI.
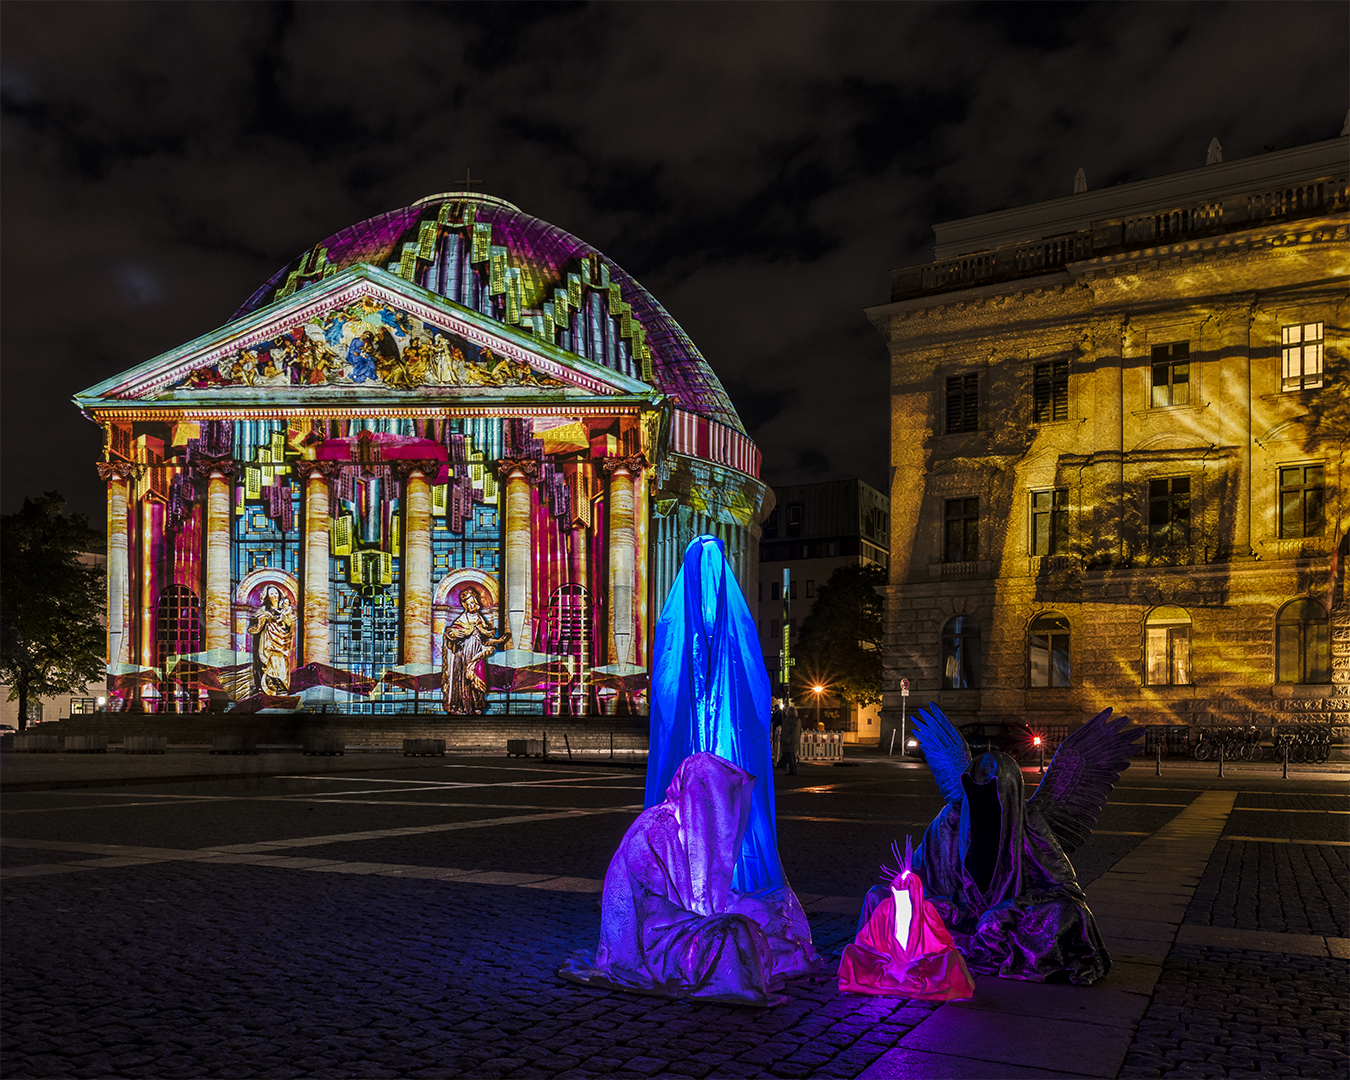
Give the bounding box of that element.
[234,193,746,435]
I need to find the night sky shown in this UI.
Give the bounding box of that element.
[3,1,1346,528]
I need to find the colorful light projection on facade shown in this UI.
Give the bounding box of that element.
[75,195,767,716]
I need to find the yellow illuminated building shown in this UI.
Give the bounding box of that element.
[868,135,1348,747]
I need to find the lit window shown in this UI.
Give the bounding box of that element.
[1282,322,1323,391]
[942,615,982,689]
[1145,606,1192,685]
[1148,477,1191,547]
[1151,343,1190,407]
[1030,489,1069,555]
[944,498,979,562]
[1279,465,1325,538]
[1029,612,1070,687]
[1033,360,1068,422]
[1276,599,1329,684]
[946,374,979,434]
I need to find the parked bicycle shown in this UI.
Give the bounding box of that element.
[1271,725,1332,764]
[1190,726,1262,761]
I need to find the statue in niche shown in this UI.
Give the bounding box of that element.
[441,586,508,714]
[248,585,295,697]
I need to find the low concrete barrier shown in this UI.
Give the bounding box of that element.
[506,738,543,758]
[64,735,109,753]
[123,735,168,754]
[15,734,59,753]
[403,738,445,757]
[302,736,345,756]
[211,736,257,755]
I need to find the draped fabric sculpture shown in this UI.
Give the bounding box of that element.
[560,535,818,1003]
[838,838,974,1000]
[909,704,1142,985]
[646,535,784,894]
[560,753,815,1005]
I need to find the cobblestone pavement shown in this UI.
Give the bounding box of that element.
[1187,840,1349,937]
[1118,945,1348,1079]
[2,752,1346,1078]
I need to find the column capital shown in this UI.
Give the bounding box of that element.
[193,456,236,480]
[96,460,142,482]
[498,458,539,481]
[391,458,442,482]
[294,459,341,479]
[602,453,647,476]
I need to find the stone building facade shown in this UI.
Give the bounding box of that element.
[866,136,1348,747]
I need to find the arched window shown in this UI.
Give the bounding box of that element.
[1276,599,1330,684]
[942,616,981,689]
[1145,606,1192,686]
[1029,612,1070,687]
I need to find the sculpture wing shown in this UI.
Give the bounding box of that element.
[1028,708,1143,853]
[910,703,971,806]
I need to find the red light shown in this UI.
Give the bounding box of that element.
[1033,736,1042,746]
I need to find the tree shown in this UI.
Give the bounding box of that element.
[0,493,105,730]
[791,562,886,708]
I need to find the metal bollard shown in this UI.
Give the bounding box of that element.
[1283,743,1289,780]
[543,731,548,761]
[1218,742,1224,778]
[1156,740,1162,777]
[563,733,573,761]
[1038,744,1045,775]
[610,731,614,760]
[889,728,896,756]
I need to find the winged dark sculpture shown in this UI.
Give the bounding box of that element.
[895,704,1143,984]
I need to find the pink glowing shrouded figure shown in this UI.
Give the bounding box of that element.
[837,838,975,1000]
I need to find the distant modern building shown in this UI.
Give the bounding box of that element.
[867,135,1348,749]
[72,193,766,717]
[757,479,889,742]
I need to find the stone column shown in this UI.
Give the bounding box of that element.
[569,462,592,592]
[96,462,135,667]
[297,461,334,666]
[633,462,651,667]
[141,500,163,670]
[395,460,438,665]
[197,458,235,651]
[604,456,641,667]
[500,460,538,651]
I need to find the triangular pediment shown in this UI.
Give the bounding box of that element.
[75,264,653,409]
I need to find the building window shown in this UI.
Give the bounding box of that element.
[790,580,798,600]
[1148,476,1191,547]
[771,580,781,601]
[758,582,763,601]
[946,374,979,434]
[1276,599,1330,684]
[1030,489,1069,555]
[1033,360,1068,422]
[1282,322,1324,391]
[763,508,779,539]
[942,615,981,689]
[805,580,815,598]
[1151,342,1190,407]
[1279,464,1325,538]
[786,503,803,537]
[1029,612,1070,687]
[944,498,979,562]
[1145,606,1192,685]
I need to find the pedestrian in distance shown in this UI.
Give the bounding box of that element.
[770,700,784,766]
[781,699,801,775]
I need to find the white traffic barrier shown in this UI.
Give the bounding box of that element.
[798,731,843,762]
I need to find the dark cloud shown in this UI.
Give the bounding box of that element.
[2,1,1346,525]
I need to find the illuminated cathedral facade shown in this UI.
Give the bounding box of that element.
[76,194,766,716]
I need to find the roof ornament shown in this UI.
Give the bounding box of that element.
[1206,137,1223,165]
[1073,168,1087,194]
[461,167,485,193]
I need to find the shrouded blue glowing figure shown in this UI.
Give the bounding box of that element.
[645,534,782,894]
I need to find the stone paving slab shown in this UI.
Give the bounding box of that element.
[1175,923,1346,958]
[891,1007,1136,1077]
[945,974,1151,1028]
[859,1046,1087,1078]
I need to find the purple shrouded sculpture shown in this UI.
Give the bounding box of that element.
[559,536,819,1004]
[891,703,1142,985]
